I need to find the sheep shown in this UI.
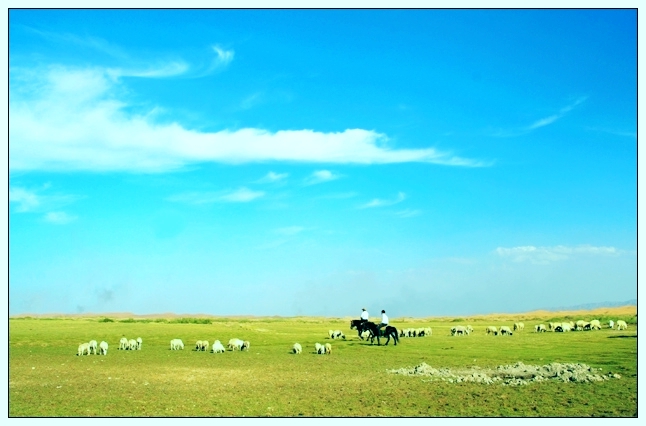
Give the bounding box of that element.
[415,328,426,337]
[170,339,184,350]
[451,326,467,336]
[136,337,142,350]
[466,325,473,335]
[582,322,592,331]
[315,343,325,354]
[616,320,628,330]
[608,320,615,329]
[486,326,498,336]
[227,338,244,351]
[548,322,560,332]
[332,330,346,340]
[242,341,250,351]
[324,343,332,354]
[292,343,302,354]
[328,330,334,339]
[513,322,524,331]
[499,326,513,336]
[534,324,546,332]
[424,327,432,336]
[212,340,226,354]
[128,339,138,350]
[99,341,108,355]
[195,340,209,351]
[360,330,371,340]
[88,340,98,355]
[575,320,587,331]
[77,343,90,356]
[589,320,601,330]
[555,323,572,332]
[119,337,129,350]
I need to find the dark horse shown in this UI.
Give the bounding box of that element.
[350,319,366,339]
[357,321,399,346]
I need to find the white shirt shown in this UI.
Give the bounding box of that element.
[381,313,389,325]
[361,311,369,320]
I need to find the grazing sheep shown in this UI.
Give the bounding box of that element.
[555,323,572,332]
[136,337,142,350]
[534,324,547,332]
[513,322,524,332]
[616,320,628,330]
[499,326,513,336]
[451,326,467,336]
[77,343,90,356]
[548,322,560,332]
[324,343,332,354]
[575,320,587,331]
[608,320,615,329]
[119,337,129,350]
[315,343,325,354]
[563,323,572,332]
[195,340,209,351]
[582,322,592,331]
[589,320,601,330]
[292,343,302,354]
[170,339,184,350]
[486,326,498,336]
[88,340,98,355]
[466,325,474,334]
[328,330,334,339]
[242,341,250,351]
[99,341,109,355]
[399,328,407,337]
[128,339,137,350]
[424,327,432,336]
[212,340,226,354]
[227,338,244,351]
[332,330,346,339]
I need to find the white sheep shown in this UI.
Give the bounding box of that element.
[324,343,332,354]
[499,326,513,336]
[534,324,546,332]
[293,343,302,354]
[119,337,129,350]
[212,340,226,353]
[589,320,601,330]
[608,320,615,329]
[228,338,244,351]
[242,341,250,351]
[77,342,90,356]
[128,339,137,350]
[328,330,334,339]
[616,320,628,330]
[555,323,572,332]
[424,327,432,336]
[486,326,498,336]
[99,341,109,355]
[332,330,346,339]
[513,322,524,331]
[575,320,587,331]
[170,339,184,350]
[136,337,142,350]
[451,326,467,336]
[466,325,473,334]
[88,340,98,355]
[315,343,326,354]
[195,340,209,351]
[360,330,371,340]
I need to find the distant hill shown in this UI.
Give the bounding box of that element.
[540,299,636,312]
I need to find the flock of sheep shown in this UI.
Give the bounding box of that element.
[76,318,630,356]
[450,319,628,336]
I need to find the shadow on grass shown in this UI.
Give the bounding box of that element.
[607,335,637,339]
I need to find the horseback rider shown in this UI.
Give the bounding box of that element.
[377,310,389,335]
[360,308,369,325]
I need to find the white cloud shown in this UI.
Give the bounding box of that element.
[9,187,40,212]
[212,45,234,67]
[360,192,406,209]
[394,208,421,218]
[10,66,488,173]
[44,211,77,224]
[495,244,620,264]
[167,187,264,204]
[305,170,341,185]
[256,171,288,183]
[527,97,588,130]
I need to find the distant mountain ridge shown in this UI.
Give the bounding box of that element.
[541,299,636,312]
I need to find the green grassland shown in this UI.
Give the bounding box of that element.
[9,309,637,417]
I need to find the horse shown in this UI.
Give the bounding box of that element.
[350,319,367,339]
[359,321,399,346]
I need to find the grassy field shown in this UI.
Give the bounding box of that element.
[9,306,637,417]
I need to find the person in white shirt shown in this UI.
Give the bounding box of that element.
[378,310,389,335]
[360,308,369,324]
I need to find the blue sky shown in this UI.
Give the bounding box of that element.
[8,9,636,317]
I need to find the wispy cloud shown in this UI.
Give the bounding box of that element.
[493,97,588,137]
[360,192,406,209]
[9,187,41,212]
[212,45,234,67]
[167,187,265,204]
[256,171,288,183]
[495,244,620,264]
[44,211,77,225]
[10,66,488,173]
[394,208,421,218]
[9,185,80,213]
[304,170,341,185]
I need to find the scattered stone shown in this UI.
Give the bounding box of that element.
[387,361,621,386]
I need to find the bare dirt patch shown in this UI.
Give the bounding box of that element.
[388,361,622,386]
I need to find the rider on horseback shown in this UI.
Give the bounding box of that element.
[377,310,389,336]
[360,308,369,325]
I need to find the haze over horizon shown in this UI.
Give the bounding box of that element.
[9,10,637,318]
